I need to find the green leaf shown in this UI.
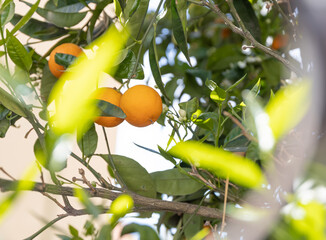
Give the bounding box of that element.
[0,104,10,120]
[128,0,140,17]
[77,123,98,157]
[191,111,217,131]
[40,64,57,102]
[223,127,249,152]
[84,220,96,236]
[207,44,245,71]
[56,235,72,240]
[265,81,309,140]
[205,79,218,91]
[0,118,10,138]
[114,0,122,17]
[10,14,69,41]
[250,78,261,96]
[44,0,85,13]
[121,223,160,240]
[171,0,190,64]
[69,225,79,237]
[7,0,40,39]
[149,36,170,101]
[246,142,259,162]
[169,141,265,188]
[114,50,144,80]
[96,225,112,240]
[179,98,199,119]
[22,1,87,28]
[233,0,261,41]
[0,1,15,26]
[0,87,27,117]
[124,0,149,39]
[101,155,156,198]
[151,168,204,196]
[210,86,226,103]
[226,73,247,92]
[55,53,77,69]
[7,34,32,71]
[97,99,126,118]
[183,214,203,240]
[74,188,100,217]
[158,145,177,165]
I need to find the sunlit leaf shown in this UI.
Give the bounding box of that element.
[109,194,133,224]
[265,81,310,140]
[169,141,265,188]
[48,25,127,136]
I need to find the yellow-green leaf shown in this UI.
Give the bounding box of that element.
[265,81,310,140]
[47,25,128,136]
[168,141,265,188]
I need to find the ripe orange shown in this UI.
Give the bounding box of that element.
[48,43,83,78]
[94,88,124,127]
[120,85,162,127]
[271,34,289,50]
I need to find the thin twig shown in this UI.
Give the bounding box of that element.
[223,111,257,142]
[78,168,97,193]
[102,127,126,189]
[202,0,303,76]
[0,167,16,180]
[219,176,229,239]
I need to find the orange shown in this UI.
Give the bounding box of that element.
[94,88,124,127]
[48,43,83,78]
[271,34,289,50]
[120,85,162,127]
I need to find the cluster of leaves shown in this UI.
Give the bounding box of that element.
[0,0,322,239]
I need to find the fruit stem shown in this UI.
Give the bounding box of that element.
[102,127,127,190]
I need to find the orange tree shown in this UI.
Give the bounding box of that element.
[0,0,323,239]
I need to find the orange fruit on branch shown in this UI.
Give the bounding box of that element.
[48,43,83,78]
[94,87,124,127]
[271,34,289,50]
[120,85,162,127]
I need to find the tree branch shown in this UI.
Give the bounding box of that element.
[0,178,222,219]
[202,0,304,76]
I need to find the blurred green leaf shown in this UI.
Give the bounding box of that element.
[233,0,261,41]
[7,33,32,71]
[265,81,309,140]
[149,36,170,101]
[109,194,133,218]
[0,1,15,26]
[128,0,140,17]
[114,0,122,17]
[183,214,203,239]
[151,168,204,196]
[158,145,177,165]
[21,1,87,28]
[179,98,199,119]
[171,0,190,64]
[250,78,261,96]
[226,73,247,92]
[69,225,79,237]
[55,53,77,69]
[84,220,96,236]
[124,0,149,39]
[121,223,160,240]
[10,14,69,41]
[7,0,40,39]
[169,141,265,188]
[210,86,226,103]
[77,123,98,157]
[114,50,144,80]
[0,87,27,118]
[40,64,57,103]
[97,99,126,118]
[74,188,101,217]
[101,155,156,198]
[96,225,112,240]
